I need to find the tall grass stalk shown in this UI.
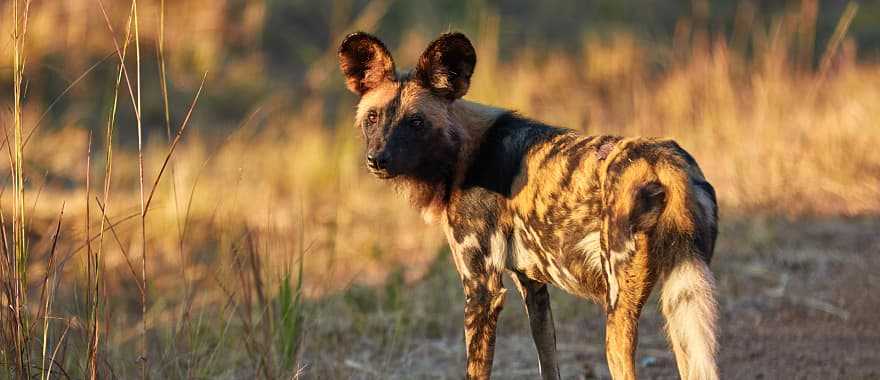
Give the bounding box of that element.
[815,2,858,89]
[2,1,69,378]
[85,131,98,379]
[129,1,150,377]
[7,0,32,377]
[40,205,64,380]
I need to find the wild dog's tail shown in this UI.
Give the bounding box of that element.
[652,148,719,380]
[660,253,718,380]
[650,158,719,380]
[600,139,719,380]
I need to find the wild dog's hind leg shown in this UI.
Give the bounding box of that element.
[604,237,657,380]
[509,271,561,380]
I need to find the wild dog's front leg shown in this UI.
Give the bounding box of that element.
[509,271,560,380]
[461,271,506,379]
[443,209,508,378]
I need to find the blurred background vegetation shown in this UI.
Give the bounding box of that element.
[1,0,879,378]
[2,0,879,142]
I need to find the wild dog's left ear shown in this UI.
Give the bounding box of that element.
[414,32,476,100]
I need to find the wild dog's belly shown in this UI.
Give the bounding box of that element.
[507,213,608,302]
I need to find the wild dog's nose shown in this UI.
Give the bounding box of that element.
[366,152,389,170]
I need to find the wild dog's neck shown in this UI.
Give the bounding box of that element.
[412,99,506,222]
[449,99,506,179]
[451,100,506,140]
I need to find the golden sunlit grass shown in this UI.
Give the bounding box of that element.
[1,0,878,378]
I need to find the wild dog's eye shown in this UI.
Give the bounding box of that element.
[366,110,378,125]
[409,116,424,128]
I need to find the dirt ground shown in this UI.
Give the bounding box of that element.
[331,217,880,379]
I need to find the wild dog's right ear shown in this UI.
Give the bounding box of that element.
[414,32,476,100]
[338,32,396,95]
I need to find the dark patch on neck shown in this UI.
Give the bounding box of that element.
[462,112,566,196]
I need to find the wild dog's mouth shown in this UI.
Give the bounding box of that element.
[368,167,397,179]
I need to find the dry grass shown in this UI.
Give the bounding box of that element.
[1,1,879,378]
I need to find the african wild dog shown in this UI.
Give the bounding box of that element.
[338,32,719,380]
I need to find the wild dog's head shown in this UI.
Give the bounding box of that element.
[337,32,476,188]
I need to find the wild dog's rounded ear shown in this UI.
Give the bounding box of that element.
[415,32,476,100]
[338,32,396,96]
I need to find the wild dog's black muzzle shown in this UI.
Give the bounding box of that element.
[366,151,389,170]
